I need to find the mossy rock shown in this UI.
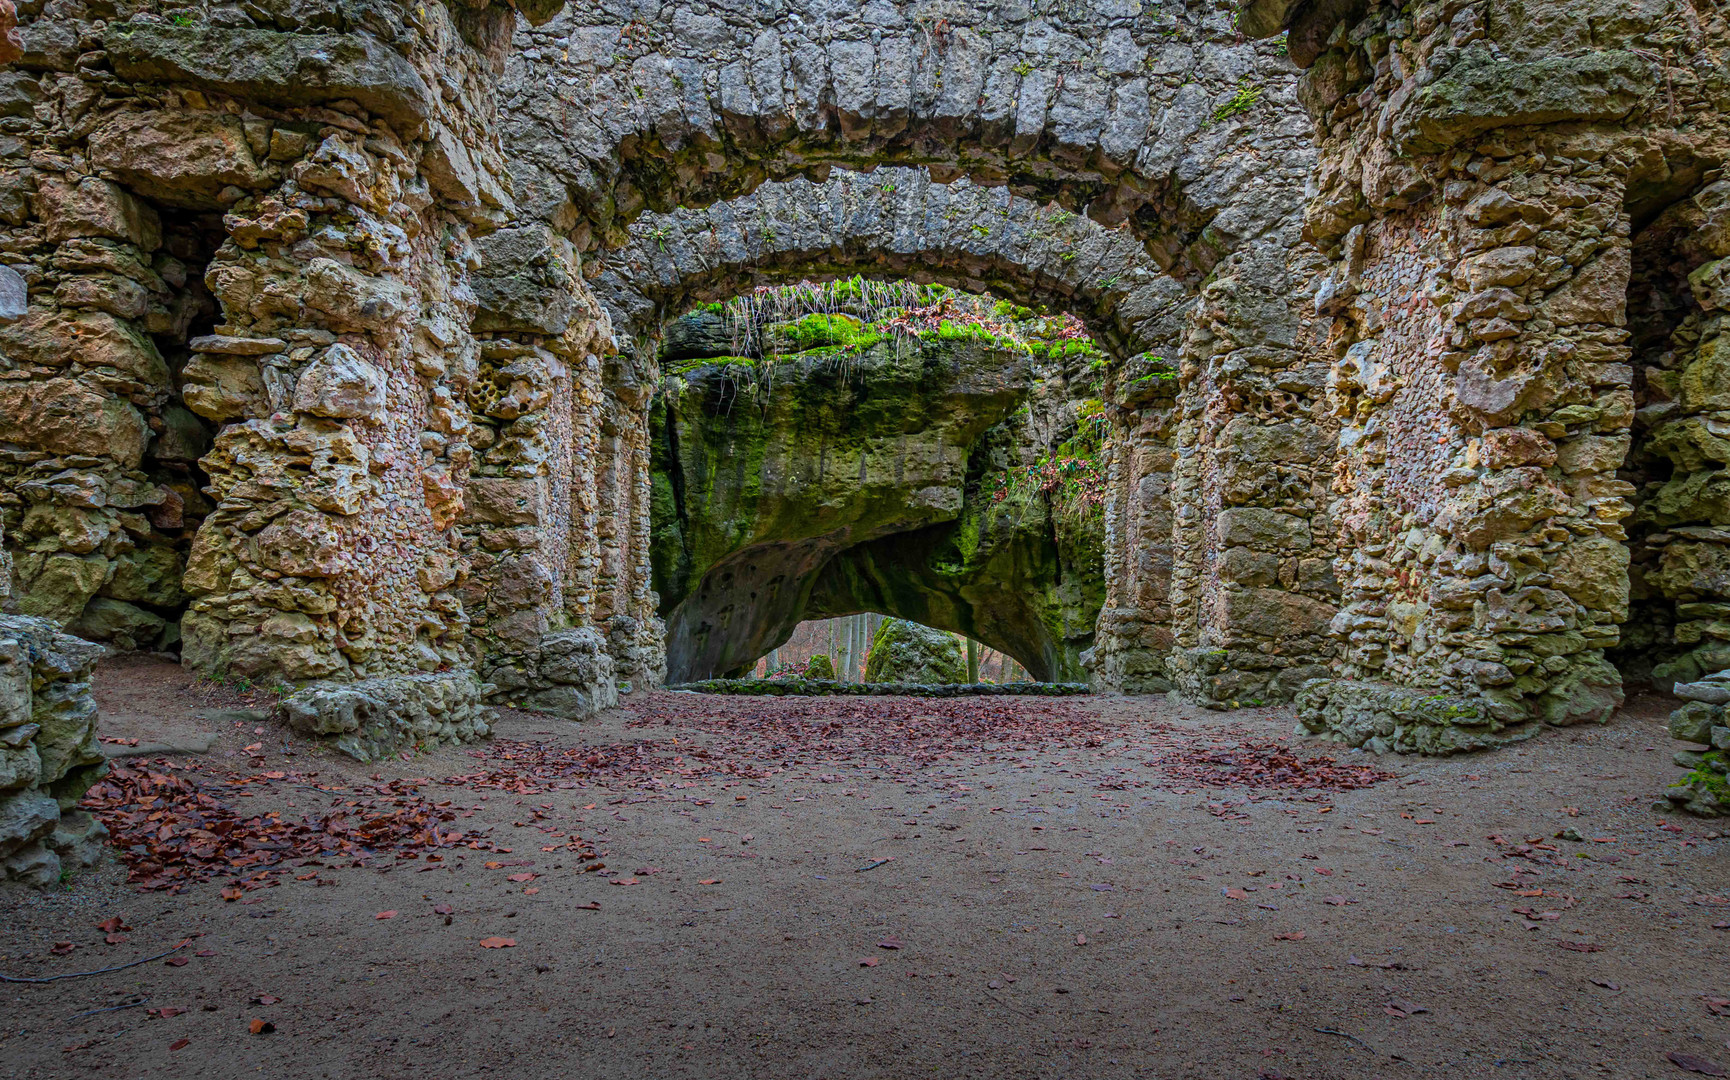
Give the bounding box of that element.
[864,619,966,684]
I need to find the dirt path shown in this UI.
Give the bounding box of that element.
[2,657,1726,1079]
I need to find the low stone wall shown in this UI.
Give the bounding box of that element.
[480,626,620,719]
[1295,678,1534,755]
[0,614,107,884]
[277,671,494,764]
[1662,673,1730,817]
[669,679,1090,697]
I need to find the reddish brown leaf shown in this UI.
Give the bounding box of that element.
[1555,941,1603,953]
[49,942,74,956]
[169,1039,190,1051]
[876,936,903,950]
[610,877,638,886]
[479,937,517,949]
[375,910,398,920]
[95,917,131,934]
[248,1019,274,1035]
[1223,888,1248,900]
[434,904,453,915]
[1272,931,1306,941]
[1668,1052,1730,1076]
[507,873,535,882]
[698,879,722,885]
[164,956,189,967]
[858,958,880,967]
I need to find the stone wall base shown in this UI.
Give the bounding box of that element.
[1661,676,1730,817]
[1167,647,1330,710]
[278,672,495,763]
[482,627,620,719]
[1294,678,1543,755]
[0,614,107,884]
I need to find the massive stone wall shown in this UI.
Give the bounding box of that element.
[1237,0,1730,757]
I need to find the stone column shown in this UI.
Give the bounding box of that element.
[1089,353,1180,692]
[1164,241,1341,707]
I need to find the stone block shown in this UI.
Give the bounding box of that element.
[87,109,271,210]
[1217,507,1310,550]
[1392,49,1653,154]
[1670,700,1722,743]
[293,343,387,421]
[103,25,435,133]
[37,176,162,250]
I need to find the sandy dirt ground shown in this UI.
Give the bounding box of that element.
[1,655,1727,1080]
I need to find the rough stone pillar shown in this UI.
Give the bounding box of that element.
[1090,353,1180,692]
[1164,241,1341,707]
[1232,0,1710,749]
[45,9,532,688]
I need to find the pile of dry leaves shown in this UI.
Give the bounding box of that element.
[1154,739,1397,792]
[82,763,476,892]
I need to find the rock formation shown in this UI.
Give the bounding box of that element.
[864,619,967,685]
[649,291,1110,683]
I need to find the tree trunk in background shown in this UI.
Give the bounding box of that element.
[765,648,779,676]
[965,638,979,683]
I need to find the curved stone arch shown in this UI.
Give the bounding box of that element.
[593,166,1193,361]
[503,2,1315,277]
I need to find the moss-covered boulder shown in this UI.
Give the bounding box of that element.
[803,653,835,680]
[864,620,966,684]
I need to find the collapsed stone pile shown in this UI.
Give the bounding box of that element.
[1664,672,1730,817]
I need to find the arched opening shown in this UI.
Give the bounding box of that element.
[647,279,1127,684]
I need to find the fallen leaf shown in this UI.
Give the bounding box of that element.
[105,934,128,945]
[1668,1051,1729,1076]
[164,956,189,967]
[1591,980,1620,991]
[698,879,722,885]
[169,1038,190,1051]
[610,877,638,886]
[523,887,539,895]
[507,873,536,882]
[95,917,130,934]
[375,910,398,920]
[1323,896,1355,906]
[1223,888,1248,900]
[1555,941,1603,953]
[1272,931,1306,941]
[858,958,880,967]
[151,1006,187,1018]
[1074,933,1088,946]
[478,937,517,949]
[49,942,74,956]
[576,902,600,911]
[877,936,903,950]
[248,1019,274,1035]
[434,904,453,915]
[220,886,244,902]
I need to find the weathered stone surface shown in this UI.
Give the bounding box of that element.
[1296,678,1533,755]
[292,343,387,421]
[278,672,494,762]
[103,26,436,132]
[1392,49,1654,155]
[863,620,967,685]
[87,109,272,209]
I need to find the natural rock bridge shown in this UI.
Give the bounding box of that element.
[0,0,1728,883]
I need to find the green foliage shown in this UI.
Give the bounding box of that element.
[1212,79,1264,122]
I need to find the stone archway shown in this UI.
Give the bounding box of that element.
[600,167,1190,685]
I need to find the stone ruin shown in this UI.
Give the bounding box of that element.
[0,0,1727,881]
